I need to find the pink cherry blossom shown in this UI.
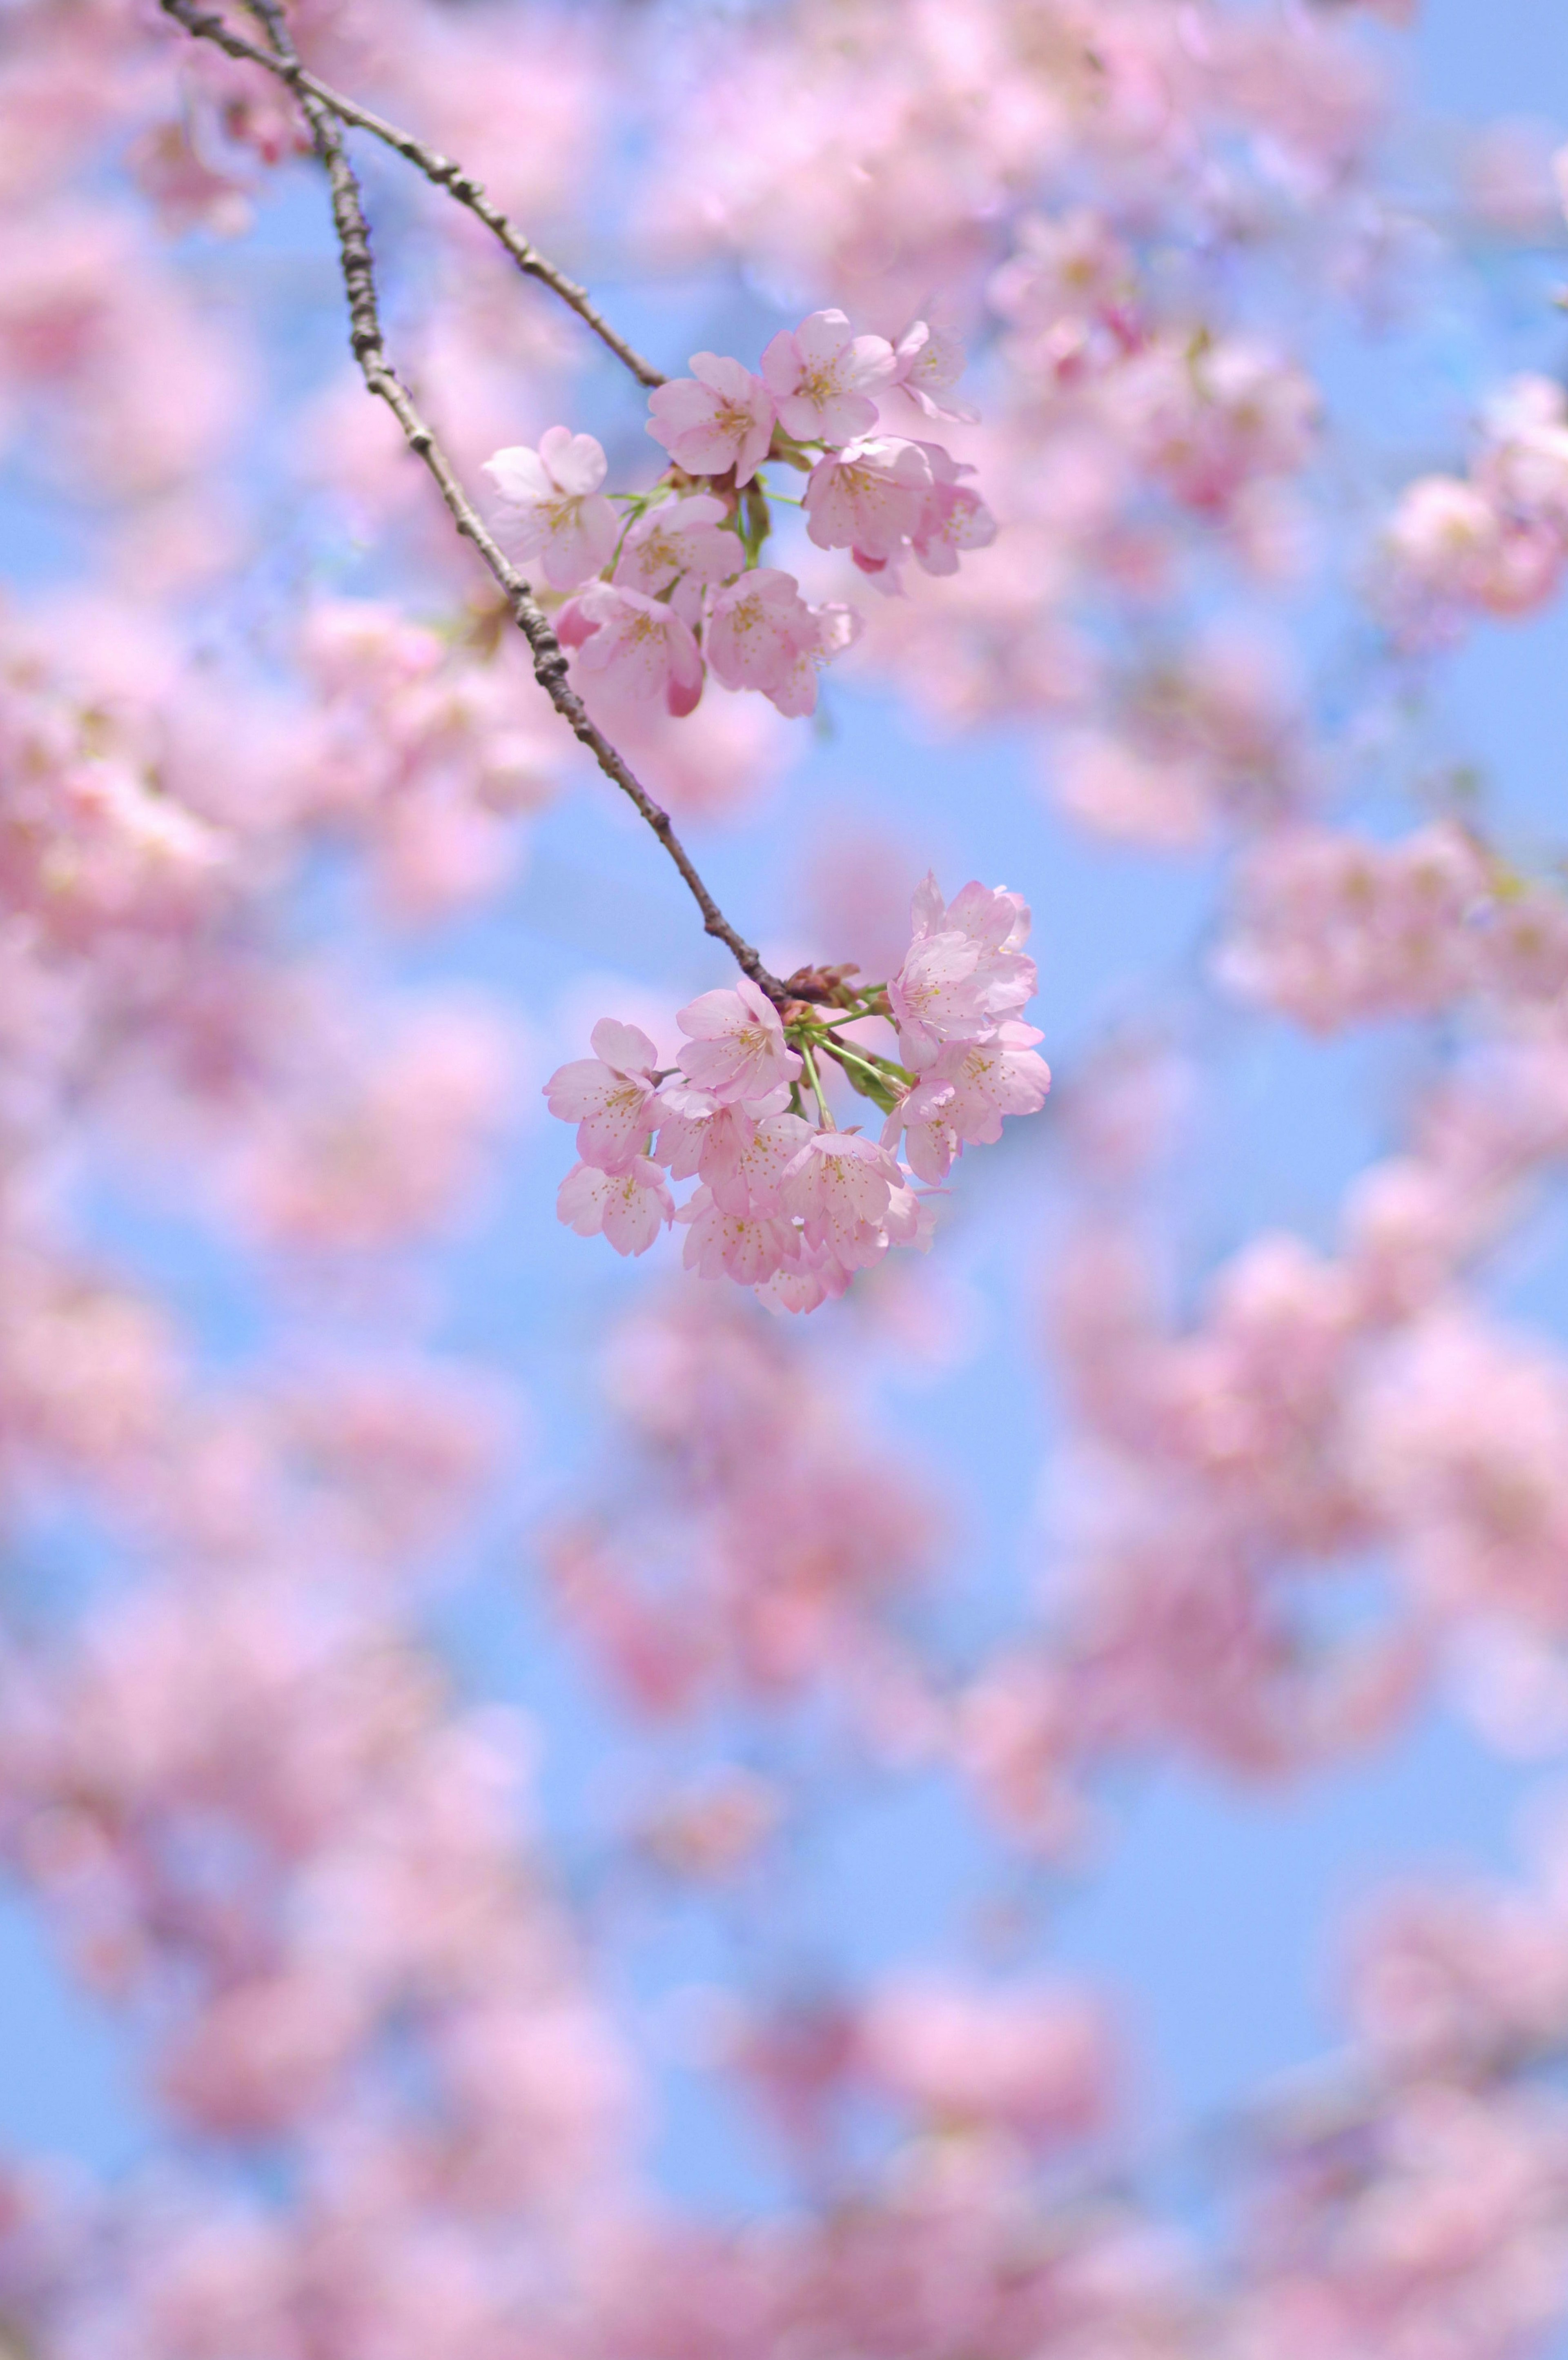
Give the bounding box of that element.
[646,352,775,486]
[702,1107,813,1214]
[557,581,705,717]
[779,1129,907,1267]
[909,441,998,576]
[804,434,934,561]
[674,976,801,1101]
[614,491,739,611]
[791,599,864,711]
[889,874,1038,1068]
[556,1154,674,1256]
[543,1017,663,1173]
[858,1978,1114,2142]
[679,1185,802,1285]
[704,567,816,694]
[759,308,895,445]
[755,1247,857,1316]
[889,319,978,423]
[888,1022,1051,1180]
[482,425,617,590]
[1216,824,1488,1031]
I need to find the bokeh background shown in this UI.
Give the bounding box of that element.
[6,0,1568,2273]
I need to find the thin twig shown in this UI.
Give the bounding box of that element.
[158,0,666,390]
[157,0,784,1003]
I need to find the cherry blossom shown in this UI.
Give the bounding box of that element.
[888,874,1038,1069]
[483,425,617,589]
[543,1017,663,1173]
[778,1130,908,1267]
[557,581,706,716]
[646,351,775,485]
[705,566,859,715]
[613,491,739,611]
[759,307,895,444]
[674,977,802,1102]
[704,566,820,699]
[557,1154,675,1255]
[888,1022,1052,1182]
[804,434,936,561]
[888,319,978,423]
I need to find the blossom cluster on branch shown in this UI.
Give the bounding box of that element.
[483,307,993,727]
[546,876,1048,1307]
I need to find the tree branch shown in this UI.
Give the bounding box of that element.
[157,0,665,390]
[157,0,785,1004]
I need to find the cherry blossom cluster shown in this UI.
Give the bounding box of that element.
[1050,632,1308,850]
[1216,822,1568,1032]
[296,598,561,920]
[545,876,1049,1310]
[957,977,1568,1855]
[1381,375,1568,643]
[483,310,994,723]
[547,1291,940,1709]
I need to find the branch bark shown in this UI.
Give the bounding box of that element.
[158,0,665,389]
[157,0,786,1004]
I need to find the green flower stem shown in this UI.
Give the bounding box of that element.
[799,1040,835,1129]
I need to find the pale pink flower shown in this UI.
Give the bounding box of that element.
[779,1130,906,1267]
[937,1022,1051,1134]
[675,977,801,1102]
[755,1243,856,1316]
[909,442,997,577]
[858,1979,1113,2142]
[1343,1157,1480,1322]
[557,1155,674,1256]
[1216,824,1486,1031]
[653,1089,802,1201]
[483,426,617,590]
[646,353,775,486]
[1481,379,1568,530]
[1051,730,1215,850]
[1481,888,1568,1002]
[1349,1886,1568,2071]
[1382,476,1504,624]
[557,583,705,717]
[1359,1312,1568,1629]
[1104,334,1318,519]
[702,1107,813,1214]
[888,1022,1051,1180]
[888,1089,961,1187]
[705,567,818,700]
[882,1177,935,1250]
[680,1185,801,1285]
[615,493,739,610]
[759,308,895,445]
[889,320,978,423]
[792,601,864,710]
[544,1018,664,1173]
[804,436,934,561]
[652,1082,732,1182]
[889,875,1037,1068]
[159,1973,361,2137]
[989,210,1134,330]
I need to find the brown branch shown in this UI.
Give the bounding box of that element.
[157,0,666,390]
[157,0,785,1004]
